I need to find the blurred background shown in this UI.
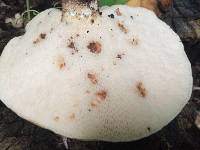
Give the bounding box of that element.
[0,0,200,149]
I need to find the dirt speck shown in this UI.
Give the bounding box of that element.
[87,41,102,54]
[136,82,147,98]
[68,41,78,54]
[40,33,46,39]
[108,14,115,18]
[68,42,75,49]
[118,22,128,33]
[88,73,98,84]
[116,53,125,59]
[147,127,151,132]
[132,37,139,46]
[115,8,122,16]
[91,19,94,24]
[33,33,46,44]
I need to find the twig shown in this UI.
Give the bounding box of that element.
[62,137,69,150]
[26,0,31,21]
[193,86,200,91]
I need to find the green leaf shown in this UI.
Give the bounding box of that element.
[99,0,128,6]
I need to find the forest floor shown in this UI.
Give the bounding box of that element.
[0,0,200,150]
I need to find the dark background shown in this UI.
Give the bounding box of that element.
[0,0,200,149]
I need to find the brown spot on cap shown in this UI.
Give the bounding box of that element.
[88,73,98,84]
[56,56,66,70]
[33,33,46,44]
[69,113,75,120]
[87,41,102,54]
[96,90,107,101]
[90,90,107,108]
[115,8,122,16]
[91,100,98,107]
[86,90,91,94]
[118,22,128,33]
[54,116,60,121]
[136,82,147,98]
[91,19,94,24]
[33,38,40,44]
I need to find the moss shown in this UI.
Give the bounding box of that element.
[99,0,128,6]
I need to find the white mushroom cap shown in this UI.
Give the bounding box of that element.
[0,5,193,142]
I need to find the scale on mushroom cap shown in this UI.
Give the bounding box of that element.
[0,0,193,146]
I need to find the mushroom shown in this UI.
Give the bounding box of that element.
[127,0,172,16]
[0,0,193,142]
[5,13,24,28]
